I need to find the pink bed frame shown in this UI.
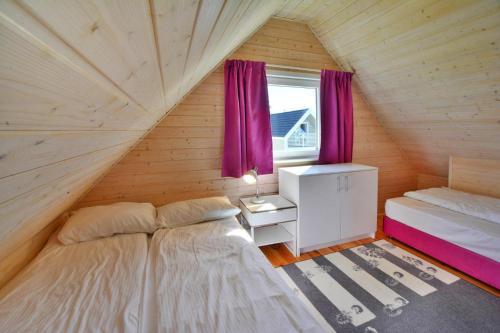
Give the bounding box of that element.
[383,216,500,290]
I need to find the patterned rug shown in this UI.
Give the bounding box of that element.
[277,239,500,333]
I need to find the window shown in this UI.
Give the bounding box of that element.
[267,70,320,161]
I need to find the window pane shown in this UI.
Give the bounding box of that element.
[268,84,318,158]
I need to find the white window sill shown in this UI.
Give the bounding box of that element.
[274,157,318,168]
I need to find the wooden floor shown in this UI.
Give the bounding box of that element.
[260,217,500,297]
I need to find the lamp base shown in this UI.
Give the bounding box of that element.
[251,196,265,204]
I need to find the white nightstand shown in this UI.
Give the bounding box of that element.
[239,194,298,256]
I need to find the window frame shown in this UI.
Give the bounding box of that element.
[267,70,321,162]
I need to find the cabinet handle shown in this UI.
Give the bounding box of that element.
[344,175,348,192]
[337,176,340,192]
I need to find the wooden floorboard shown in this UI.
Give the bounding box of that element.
[260,218,499,297]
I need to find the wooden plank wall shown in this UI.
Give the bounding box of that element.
[78,18,417,213]
[449,156,500,198]
[417,174,448,190]
[276,0,500,178]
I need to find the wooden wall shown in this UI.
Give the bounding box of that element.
[417,174,448,190]
[78,18,417,213]
[0,0,284,288]
[277,0,500,178]
[449,156,500,198]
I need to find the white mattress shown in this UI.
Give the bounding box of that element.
[0,217,321,332]
[0,232,148,333]
[404,187,500,224]
[386,197,500,262]
[143,217,322,333]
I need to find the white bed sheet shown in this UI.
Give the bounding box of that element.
[0,232,148,333]
[404,187,500,224]
[386,197,500,262]
[143,217,322,333]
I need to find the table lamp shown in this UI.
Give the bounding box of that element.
[243,166,265,204]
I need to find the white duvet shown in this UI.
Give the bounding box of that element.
[0,218,321,332]
[144,217,322,333]
[404,187,500,224]
[0,232,148,333]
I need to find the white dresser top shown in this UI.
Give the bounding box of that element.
[279,163,377,176]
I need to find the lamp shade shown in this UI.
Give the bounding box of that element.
[243,168,258,184]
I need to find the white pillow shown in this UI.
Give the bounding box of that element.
[156,196,241,228]
[58,202,157,244]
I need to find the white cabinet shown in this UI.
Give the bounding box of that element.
[279,164,378,254]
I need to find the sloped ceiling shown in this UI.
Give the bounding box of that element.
[0,0,286,260]
[277,0,500,176]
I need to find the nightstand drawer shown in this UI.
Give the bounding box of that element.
[241,205,296,227]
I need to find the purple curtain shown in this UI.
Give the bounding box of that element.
[221,60,273,177]
[318,69,354,164]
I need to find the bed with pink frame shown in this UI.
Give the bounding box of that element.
[383,157,500,290]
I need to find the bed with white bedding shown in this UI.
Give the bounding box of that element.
[386,191,500,262]
[143,216,322,333]
[0,197,322,333]
[0,232,149,333]
[384,187,500,289]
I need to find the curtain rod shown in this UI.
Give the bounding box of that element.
[266,64,321,73]
[266,63,354,74]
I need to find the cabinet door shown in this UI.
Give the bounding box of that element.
[340,170,378,239]
[299,174,341,248]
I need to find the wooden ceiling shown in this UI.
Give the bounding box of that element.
[0,0,285,260]
[277,0,500,176]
